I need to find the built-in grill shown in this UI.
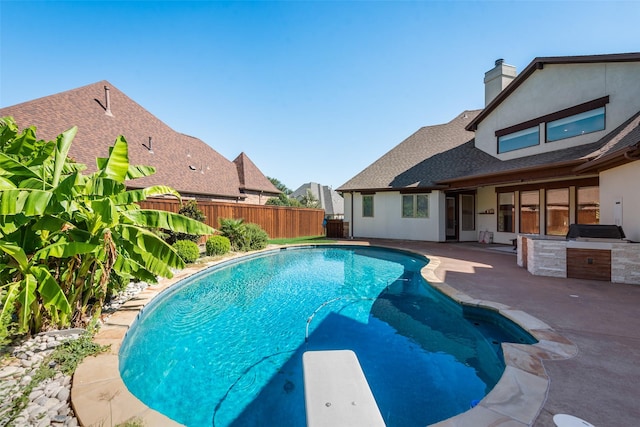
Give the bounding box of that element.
[566,224,627,242]
[565,224,629,281]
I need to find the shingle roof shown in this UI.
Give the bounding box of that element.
[337,107,640,192]
[337,111,487,191]
[291,182,344,215]
[233,152,280,193]
[0,81,277,199]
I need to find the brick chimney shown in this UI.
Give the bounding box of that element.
[484,59,516,106]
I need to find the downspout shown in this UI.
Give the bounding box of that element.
[350,191,354,239]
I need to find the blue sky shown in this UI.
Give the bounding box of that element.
[1,1,640,191]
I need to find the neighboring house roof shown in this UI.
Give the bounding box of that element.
[292,182,344,216]
[467,52,640,132]
[0,80,280,199]
[233,152,281,194]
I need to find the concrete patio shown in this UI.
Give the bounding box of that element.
[71,240,640,426]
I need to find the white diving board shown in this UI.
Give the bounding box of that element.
[302,350,386,427]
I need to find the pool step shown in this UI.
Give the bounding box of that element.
[302,350,386,427]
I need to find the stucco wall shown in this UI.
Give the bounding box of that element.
[600,161,640,242]
[475,62,640,160]
[346,191,443,241]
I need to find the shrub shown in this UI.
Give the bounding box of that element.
[173,240,200,263]
[242,223,269,251]
[206,235,231,256]
[218,218,246,251]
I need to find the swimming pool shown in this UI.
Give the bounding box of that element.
[119,245,536,426]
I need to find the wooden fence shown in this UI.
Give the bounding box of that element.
[139,198,324,239]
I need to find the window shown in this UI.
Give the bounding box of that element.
[461,194,475,231]
[520,190,540,234]
[498,192,514,232]
[402,194,428,218]
[577,186,599,224]
[362,195,374,217]
[546,188,569,235]
[547,107,605,142]
[495,96,608,153]
[498,126,539,153]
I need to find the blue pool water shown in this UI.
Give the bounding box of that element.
[119,246,536,427]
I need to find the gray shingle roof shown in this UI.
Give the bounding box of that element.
[337,107,640,192]
[292,182,344,215]
[337,111,485,191]
[0,81,278,199]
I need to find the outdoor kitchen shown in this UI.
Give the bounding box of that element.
[517,225,640,285]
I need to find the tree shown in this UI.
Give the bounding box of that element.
[299,188,321,208]
[267,176,292,195]
[265,193,301,207]
[0,117,215,334]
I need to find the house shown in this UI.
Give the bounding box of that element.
[338,53,640,246]
[0,81,280,204]
[291,182,344,219]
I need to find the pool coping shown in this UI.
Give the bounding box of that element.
[71,243,577,426]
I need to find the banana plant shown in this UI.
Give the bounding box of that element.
[0,117,215,333]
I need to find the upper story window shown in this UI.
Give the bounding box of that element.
[362,195,374,217]
[495,96,609,154]
[546,107,605,142]
[498,126,539,153]
[402,194,429,218]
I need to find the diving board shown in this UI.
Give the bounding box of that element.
[302,350,386,427]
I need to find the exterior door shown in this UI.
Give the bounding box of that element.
[446,196,458,240]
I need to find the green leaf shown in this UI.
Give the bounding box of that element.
[124,210,215,235]
[117,224,185,273]
[53,172,79,202]
[0,281,20,324]
[0,116,19,146]
[31,265,71,315]
[84,176,125,198]
[90,198,119,229]
[0,214,30,237]
[18,177,51,190]
[0,240,29,270]
[0,188,52,215]
[16,275,37,332]
[32,240,97,261]
[98,135,129,183]
[52,126,77,187]
[0,153,40,179]
[113,185,181,205]
[6,125,37,157]
[126,164,156,179]
[32,215,67,233]
[0,176,16,189]
[113,254,158,283]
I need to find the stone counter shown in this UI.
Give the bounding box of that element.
[517,235,640,285]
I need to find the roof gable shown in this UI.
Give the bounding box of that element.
[467,52,640,132]
[0,81,271,200]
[233,152,280,194]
